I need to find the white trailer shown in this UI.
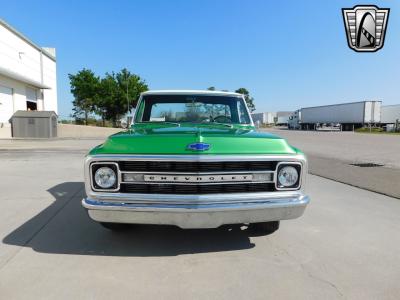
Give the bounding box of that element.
[381,104,400,124]
[276,111,292,126]
[298,101,381,130]
[251,112,276,125]
[266,112,276,124]
[251,113,263,124]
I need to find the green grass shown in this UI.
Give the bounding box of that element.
[357,132,400,135]
[355,127,400,135]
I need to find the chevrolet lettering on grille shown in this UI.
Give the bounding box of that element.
[144,174,253,183]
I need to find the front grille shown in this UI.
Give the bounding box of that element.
[120,183,275,194]
[119,161,277,172]
[89,160,286,194]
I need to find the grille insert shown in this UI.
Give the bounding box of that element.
[120,183,275,194]
[119,161,277,172]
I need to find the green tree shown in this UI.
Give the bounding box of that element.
[207,86,230,92]
[96,74,119,126]
[69,69,100,125]
[115,68,148,113]
[96,69,148,127]
[235,87,256,112]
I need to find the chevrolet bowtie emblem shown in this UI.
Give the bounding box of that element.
[342,5,390,52]
[187,142,211,151]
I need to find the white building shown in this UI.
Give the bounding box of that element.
[0,19,57,136]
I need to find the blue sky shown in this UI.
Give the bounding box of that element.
[1,0,399,117]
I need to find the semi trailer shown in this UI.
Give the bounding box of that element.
[276,111,293,126]
[381,104,400,124]
[251,112,276,125]
[288,101,382,131]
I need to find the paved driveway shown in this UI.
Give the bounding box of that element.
[263,128,400,198]
[0,143,399,299]
[264,128,400,169]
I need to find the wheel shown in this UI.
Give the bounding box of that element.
[99,222,131,231]
[249,221,280,235]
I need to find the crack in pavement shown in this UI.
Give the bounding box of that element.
[299,263,345,299]
[270,240,346,298]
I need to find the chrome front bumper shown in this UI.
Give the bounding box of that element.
[82,191,310,229]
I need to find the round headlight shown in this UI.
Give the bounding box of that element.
[278,166,299,187]
[94,167,117,189]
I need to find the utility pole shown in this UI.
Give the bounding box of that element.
[126,73,129,127]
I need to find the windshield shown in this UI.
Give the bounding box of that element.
[136,95,251,124]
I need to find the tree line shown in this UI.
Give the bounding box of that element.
[207,86,255,112]
[69,68,148,126]
[69,68,255,127]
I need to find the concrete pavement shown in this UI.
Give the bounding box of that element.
[265,128,400,169]
[263,128,400,198]
[0,145,400,299]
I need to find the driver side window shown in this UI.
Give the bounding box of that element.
[237,100,251,124]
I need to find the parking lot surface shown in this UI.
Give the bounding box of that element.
[263,129,400,198]
[265,128,400,169]
[0,139,399,299]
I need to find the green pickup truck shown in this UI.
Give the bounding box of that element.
[82,90,310,234]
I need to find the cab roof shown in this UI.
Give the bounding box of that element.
[141,90,243,97]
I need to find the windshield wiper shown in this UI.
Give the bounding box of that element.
[138,122,181,127]
[198,122,233,128]
[161,122,181,127]
[212,122,233,128]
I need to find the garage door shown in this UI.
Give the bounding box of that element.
[0,86,13,124]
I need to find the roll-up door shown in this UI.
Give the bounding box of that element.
[26,87,37,110]
[0,86,13,123]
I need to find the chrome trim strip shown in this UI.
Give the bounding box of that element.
[85,190,305,205]
[120,170,275,175]
[82,194,310,212]
[120,181,272,185]
[120,172,274,185]
[83,194,310,228]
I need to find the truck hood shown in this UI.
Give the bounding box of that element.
[90,124,298,155]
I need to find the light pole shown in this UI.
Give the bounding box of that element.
[126,73,129,127]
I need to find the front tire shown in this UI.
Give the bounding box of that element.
[249,221,280,235]
[99,222,131,231]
